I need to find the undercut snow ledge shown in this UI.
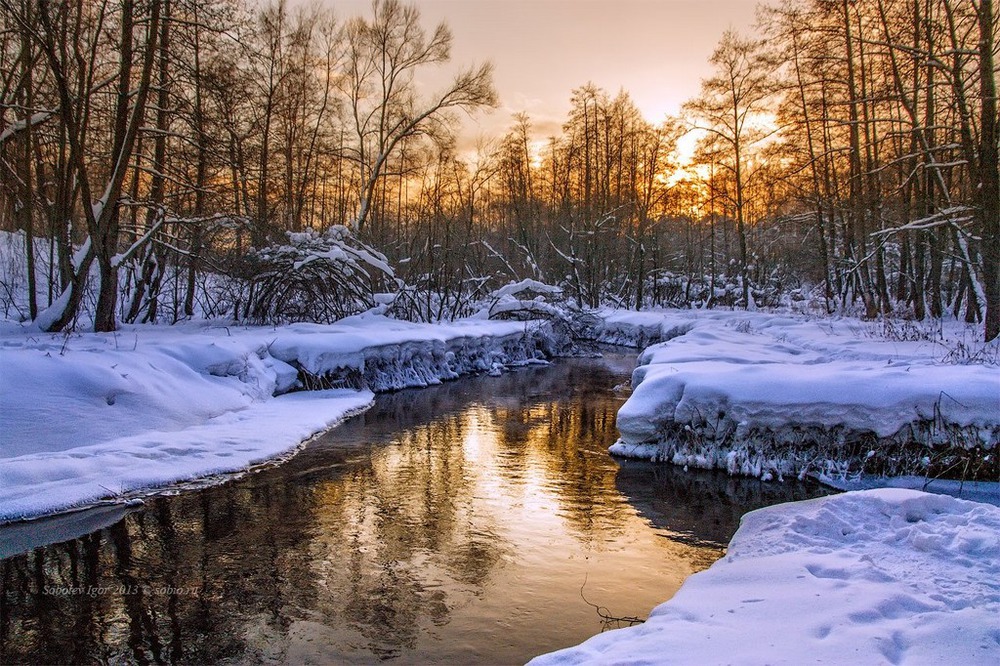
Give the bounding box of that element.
[530,489,1000,665]
[603,309,999,481]
[269,318,553,392]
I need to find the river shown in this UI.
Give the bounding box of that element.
[0,352,830,664]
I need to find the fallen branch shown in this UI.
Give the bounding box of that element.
[580,574,645,631]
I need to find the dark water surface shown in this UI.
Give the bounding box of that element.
[1,353,830,664]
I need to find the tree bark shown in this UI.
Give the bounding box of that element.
[979,0,1000,340]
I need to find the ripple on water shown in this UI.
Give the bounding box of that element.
[0,354,831,665]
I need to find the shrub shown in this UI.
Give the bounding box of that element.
[244,226,394,324]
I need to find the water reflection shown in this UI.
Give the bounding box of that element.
[615,460,833,548]
[1,354,829,664]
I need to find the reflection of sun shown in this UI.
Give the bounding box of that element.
[519,465,561,518]
[461,408,509,504]
[457,405,569,538]
[461,409,487,463]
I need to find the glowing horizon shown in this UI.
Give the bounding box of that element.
[328,0,760,145]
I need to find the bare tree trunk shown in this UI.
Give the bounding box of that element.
[17,0,38,320]
[979,0,1000,340]
[923,0,944,319]
[843,0,876,318]
[185,1,205,319]
[791,24,833,311]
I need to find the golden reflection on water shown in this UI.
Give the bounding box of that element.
[292,368,718,662]
[0,355,828,665]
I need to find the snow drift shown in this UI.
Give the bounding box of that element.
[600,310,999,482]
[531,488,1000,665]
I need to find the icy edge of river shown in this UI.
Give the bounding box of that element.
[0,315,557,523]
[593,309,999,485]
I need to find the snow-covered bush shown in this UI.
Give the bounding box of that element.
[387,277,580,326]
[480,279,590,355]
[643,269,797,310]
[387,275,492,322]
[244,226,395,324]
[485,279,568,321]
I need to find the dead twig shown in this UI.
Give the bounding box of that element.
[580,574,645,631]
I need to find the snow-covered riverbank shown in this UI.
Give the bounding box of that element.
[0,315,551,523]
[535,309,1000,665]
[4,306,999,663]
[595,309,999,484]
[532,488,1000,665]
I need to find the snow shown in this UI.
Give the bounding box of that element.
[281,225,395,279]
[0,111,52,144]
[4,299,1000,665]
[822,475,1000,508]
[534,309,999,664]
[557,310,1000,664]
[492,278,564,299]
[485,279,568,321]
[531,488,1000,665]
[0,388,373,525]
[31,237,94,332]
[489,298,565,319]
[0,315,549,523]
[595,309,999,481]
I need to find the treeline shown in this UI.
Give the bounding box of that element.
[0,0,494,330]
[1,0,997,340]
[755,0,998,338]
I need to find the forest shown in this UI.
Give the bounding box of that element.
[0,0,997,339]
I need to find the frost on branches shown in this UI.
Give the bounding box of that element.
[245,226,395,324]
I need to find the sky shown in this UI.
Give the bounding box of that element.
[331,0,761,144]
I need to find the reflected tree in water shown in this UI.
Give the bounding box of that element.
[0,357,830,664]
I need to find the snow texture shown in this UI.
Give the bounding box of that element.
[492,278,564,299]
[0,315,548,522]
[596,310,999,481]
[486,279,568,321]
[531,489,1000,665]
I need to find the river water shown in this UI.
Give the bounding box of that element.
[0,352,829,664]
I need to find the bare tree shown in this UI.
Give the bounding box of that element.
[4,0,164,332]
[341,0,496,232]
[977,0,999,340]
[685,31,774,308]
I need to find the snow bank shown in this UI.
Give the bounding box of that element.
[531,489,1000,665]
[588,308,691,348]
[0,389,373,524]
[0,315,553,522]
[601,310,999,481]
[268,315,551,391]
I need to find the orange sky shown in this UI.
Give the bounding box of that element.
[332,0,760,142]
